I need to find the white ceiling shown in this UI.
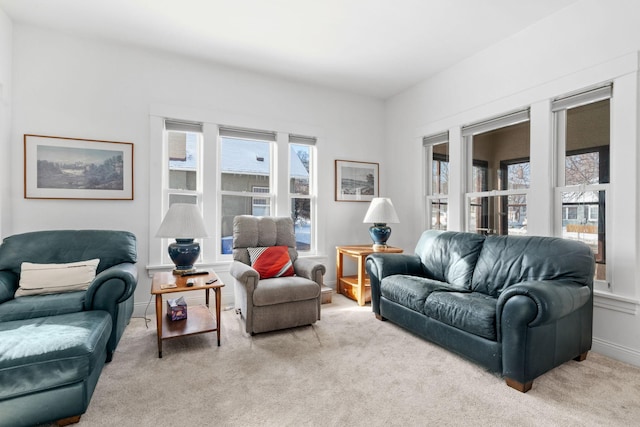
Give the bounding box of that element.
[0,0,579,99]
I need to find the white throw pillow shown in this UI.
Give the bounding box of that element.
[15,258,100,297]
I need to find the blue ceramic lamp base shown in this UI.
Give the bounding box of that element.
[168,239,200,274]
[369,223,391,252]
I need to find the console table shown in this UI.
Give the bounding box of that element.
[336,245,403,306]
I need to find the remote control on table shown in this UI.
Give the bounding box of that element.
[180,270,208,277]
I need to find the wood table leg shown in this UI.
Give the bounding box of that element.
[155,294,163,358]
[336,249,343,295]
[215,288,222,346]
[357,254,366,306]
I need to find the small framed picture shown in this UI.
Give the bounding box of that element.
[24,134,134,200]
[335,159,379,202]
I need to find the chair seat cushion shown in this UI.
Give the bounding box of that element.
[253,276,320,306]
[423,291,497,341]
[0,310,112,400]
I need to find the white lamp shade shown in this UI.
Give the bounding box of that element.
[156,203,209,238]
[363,198,400,224]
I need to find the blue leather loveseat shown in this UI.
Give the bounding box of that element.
[366,230,594,393]
[0,230,138,426]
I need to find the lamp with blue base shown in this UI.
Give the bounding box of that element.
[156,203,209,274]
[363,197,400,252]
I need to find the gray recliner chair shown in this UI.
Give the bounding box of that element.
[230,216,325,334]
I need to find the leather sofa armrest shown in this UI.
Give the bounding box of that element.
[366,253,424,315]
[84,263,138,310]
[0,271,18,304]
[293,258,326,285]
[497,279,592,337]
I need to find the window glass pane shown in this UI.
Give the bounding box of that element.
[290,144,310,195]
[468,195,527,236]
[220,137,271,192]
[430,199,448,230]
[220,194,271,254]
[561,190,605,280]
[432,143,449,195]
[565,100,609,185]
[291,198,311,251]
[168,194,197,205]
[472,121,530,191]
[168,131,198,191]
[505,161,530,190]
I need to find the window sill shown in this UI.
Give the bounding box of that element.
[593,290,639,315]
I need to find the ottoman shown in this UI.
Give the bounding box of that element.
[0,310,112,427]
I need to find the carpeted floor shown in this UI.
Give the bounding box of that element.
[69,294,640,426]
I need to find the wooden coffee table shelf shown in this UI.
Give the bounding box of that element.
[151,271,224,358]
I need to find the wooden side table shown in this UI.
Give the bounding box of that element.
[150,271,224,358]
[336,245,403,306]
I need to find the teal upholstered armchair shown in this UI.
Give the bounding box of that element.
[0,229,138,361]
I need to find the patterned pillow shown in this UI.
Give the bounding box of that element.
[248,246,294,279]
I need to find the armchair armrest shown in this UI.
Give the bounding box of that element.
[230,261,260,292]
[497,279,592,338]
[0,271,18,304]
[84,263,138,311]
[366,253,424,315]
[293,258,326,285]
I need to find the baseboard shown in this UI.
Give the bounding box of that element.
[592,337,640,367]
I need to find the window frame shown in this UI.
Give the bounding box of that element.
[423,132,449,231]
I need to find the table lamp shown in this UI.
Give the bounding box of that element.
[363,197,400,252]
[156,203,208,274]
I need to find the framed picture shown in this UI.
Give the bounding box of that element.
[335,159,379,202]
[24,134,134,200]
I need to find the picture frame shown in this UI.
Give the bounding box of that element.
[335,159,379,202]
[24,134,134,200]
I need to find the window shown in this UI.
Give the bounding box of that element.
[219,127,275,254]
[423,132,449,230]
[553,85,611,285]
[463,110,530,235]
[289,135,316,252]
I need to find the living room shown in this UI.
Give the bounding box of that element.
[1,0,640,425]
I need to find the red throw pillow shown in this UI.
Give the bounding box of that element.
[248,246,295,279]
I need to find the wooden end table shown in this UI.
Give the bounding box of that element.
[150,271,224,358]
[336,245,403,306]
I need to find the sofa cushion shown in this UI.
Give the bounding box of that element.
[424,291,497,341]
[471,234,596,297]
[0,291,85,323]
[415,230,485,289]
[15,258,99,297]
[381,275,468,313]
[0,310,111,400]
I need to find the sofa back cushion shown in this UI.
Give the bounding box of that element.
[0,230,137,276]
[415,230,485,289]
[471,234,595,297]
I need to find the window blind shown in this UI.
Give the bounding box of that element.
[551,84,612,112]
[219,126,277,142]
[461,109,530,137]
[289,134,317,145]
[164,119,203,133]
[422,131,449,146]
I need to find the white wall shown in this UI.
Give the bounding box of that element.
[0,9,11,237]
[385,0,640,366]
[8,24,385,312]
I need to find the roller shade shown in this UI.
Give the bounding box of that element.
[289,134,317,145]
[219,126,277,142]
[462,109,530,137]
[423,131,449,146]
[164,119,203,133]
[551,84,612,112]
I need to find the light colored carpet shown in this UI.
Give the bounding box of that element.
[71,294,640,426]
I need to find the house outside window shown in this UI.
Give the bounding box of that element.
[553,85,611,285]
[463,110,530,236]
[423,132,449,230]
[219,127,275,254]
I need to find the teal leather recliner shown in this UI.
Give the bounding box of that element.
[366,230,594,393]
[0,230,138,426]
